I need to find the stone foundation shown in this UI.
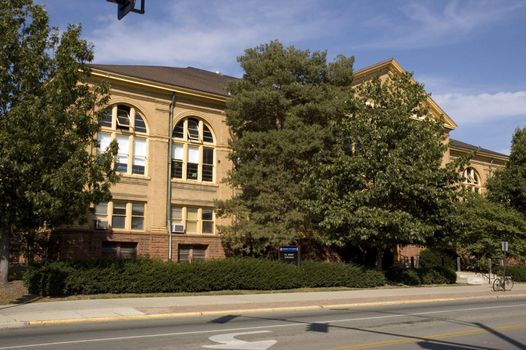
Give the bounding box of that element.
[49,230,225,261]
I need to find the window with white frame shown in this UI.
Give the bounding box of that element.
[98,104,148,175]
[171,205,215,234]
[94,201,145,231]
[94,202,109,230]
[171,117,215,182]
[463,167,481,193]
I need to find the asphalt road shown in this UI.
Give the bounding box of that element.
[0,297,525,350]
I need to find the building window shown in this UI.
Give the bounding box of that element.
[171,205,215,234]
[112,201,127,229]
[171,117,215,182]
[464,167,481,193]
[131,203,145,230]
[94,202,109,230]
[101,241,137,259]
[98,104,148,176]
[178,244,207,262]
[95,201,145,231]
[202,208,214,234]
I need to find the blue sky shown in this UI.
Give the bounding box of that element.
[35,0,526,154]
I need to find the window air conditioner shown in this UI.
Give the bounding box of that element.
[95,220,109,230]
[172,223,185,234]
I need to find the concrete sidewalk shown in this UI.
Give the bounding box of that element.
[1,284,525,329]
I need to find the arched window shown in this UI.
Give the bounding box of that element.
[171,117,215,182]
[464,167,481,193]
[97,104,148,175]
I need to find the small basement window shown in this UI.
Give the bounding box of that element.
[101,241,137,259]
[178,244,207,262]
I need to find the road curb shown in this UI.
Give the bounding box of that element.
[22,292,526,328]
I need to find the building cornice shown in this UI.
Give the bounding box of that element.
[449,145,508,162]
[90,68,228,104]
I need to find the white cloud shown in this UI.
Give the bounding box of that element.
[87,0,343,75]
[359,0,525,49]
[434,91,526,124]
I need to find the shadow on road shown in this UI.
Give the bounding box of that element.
[208,307,522,350]
[473,322,526,350]
[418,340,481,349]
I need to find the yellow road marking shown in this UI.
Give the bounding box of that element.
[327,322,526,350]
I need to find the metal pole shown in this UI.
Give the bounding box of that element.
[503,251,507,291]
[488,258,492,284]
[167,92,176,261]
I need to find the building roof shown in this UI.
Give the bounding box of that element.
[353,58,457,130]
[449,138,508,158]
[89,64,237,97]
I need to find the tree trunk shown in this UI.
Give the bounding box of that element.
[0,226,10,284]
[375,248,384,271]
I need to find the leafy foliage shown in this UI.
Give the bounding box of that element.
[385,263,456,285]
[450,193,526,263]
[418,248,456,270]
[0,0,117,283]
[217,41,355,257]
[306,73,463,267]
[506,265,526,282]
[219,41,463,266]
[487,127,526,214]
[24,258,385,296]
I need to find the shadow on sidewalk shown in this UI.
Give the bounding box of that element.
[0,294,42,310]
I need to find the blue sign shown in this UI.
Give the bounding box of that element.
[279,246,299,253]
[279,246,300,267]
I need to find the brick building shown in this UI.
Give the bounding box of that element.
[50,59,507,262]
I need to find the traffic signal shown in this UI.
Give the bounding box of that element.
[107,0,145,20]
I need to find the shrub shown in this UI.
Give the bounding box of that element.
[385,263,456,286]
[23,261,75,296]
[386,264,421,285]
[419,249,456,270]
[300,261,385,288]
[506,265,526,282]
[24,258,385,296]
[418,266,457,284]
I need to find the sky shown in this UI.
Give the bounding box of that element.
[34,0,526,155]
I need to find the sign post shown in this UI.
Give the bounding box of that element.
[501,241,508,291]
[279,246,300,268]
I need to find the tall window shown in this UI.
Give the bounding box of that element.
[171,205,215,234]
[95,201,145,231]
[464,167,481,193]
[112,201,127,229]
[171,117,215,182]
[98,104,148,176]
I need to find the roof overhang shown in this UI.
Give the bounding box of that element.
[449,144,508,162]
[89,68,228,104]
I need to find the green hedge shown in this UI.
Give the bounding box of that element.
[24,258,386,296]
[419,249,456,270]
[506,265,526,282]
[386,264,457,286]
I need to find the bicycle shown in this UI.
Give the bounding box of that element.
[492,275,514,291]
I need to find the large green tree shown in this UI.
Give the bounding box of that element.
[217,41,354,257]
[0,0,117,283]
[305,73,464,268]
[451,192,526,267]
[487,127,526,214]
